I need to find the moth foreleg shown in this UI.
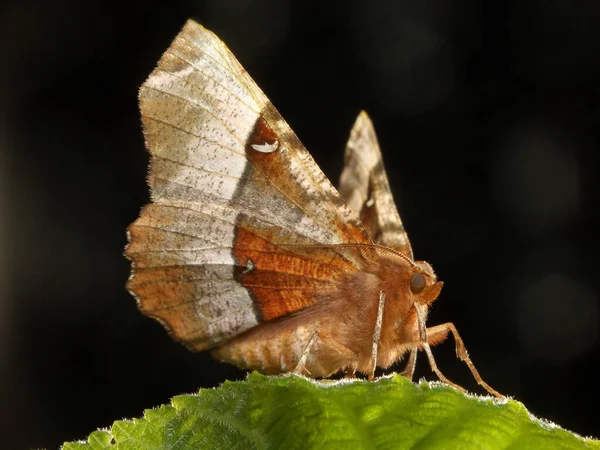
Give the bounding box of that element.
[426,322,503,398]
[414,305,468,395]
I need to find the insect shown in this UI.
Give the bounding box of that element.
[126,19,502,398]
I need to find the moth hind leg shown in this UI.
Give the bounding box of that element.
[292,330,357,378]
[293,330,318,375]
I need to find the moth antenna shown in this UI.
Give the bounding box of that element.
[369,291,386,380]
[279,242,416,268]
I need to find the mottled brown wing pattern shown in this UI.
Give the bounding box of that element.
[126,20,372,351]
[339,111,414,260]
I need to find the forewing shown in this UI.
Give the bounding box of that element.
[127,20,372,350]
[338,111,413,259]
[138,20,369,245]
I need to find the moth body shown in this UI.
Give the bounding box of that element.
[213,247,438,377]
[127,20,503,398]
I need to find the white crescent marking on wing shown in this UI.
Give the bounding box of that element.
[251,140,279,153]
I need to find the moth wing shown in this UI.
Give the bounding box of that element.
[126,202,371,350]
[127,20,373,350]
[338,111,414,260]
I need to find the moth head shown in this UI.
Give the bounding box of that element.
[409,261,443,305]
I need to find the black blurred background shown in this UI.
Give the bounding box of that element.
[1,1,599,448]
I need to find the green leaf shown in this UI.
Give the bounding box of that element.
[63,372,598,450]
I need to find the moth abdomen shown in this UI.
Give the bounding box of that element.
[212,325,304,374]
[212,318,360,377]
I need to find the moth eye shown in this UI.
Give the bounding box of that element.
[409,273,426,294]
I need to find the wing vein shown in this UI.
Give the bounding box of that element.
[163,50,261,115]
[127,247,233,255]
[177,33,266,109]
[153,155,242,181]
[176,35,244,89]
[142,84,246,148]
[142,115,245,157]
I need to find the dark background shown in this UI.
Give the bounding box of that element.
[1,0,599,448]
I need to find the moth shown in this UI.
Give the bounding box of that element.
[126,20,502,398]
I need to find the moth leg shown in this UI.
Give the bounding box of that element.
[414,304,468,395]
[427,322,504,399]
[293,330,319,375]
[368,291,387,381]
[292,328,357,377]
[318,334,358,377]
[400,347,417,380]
